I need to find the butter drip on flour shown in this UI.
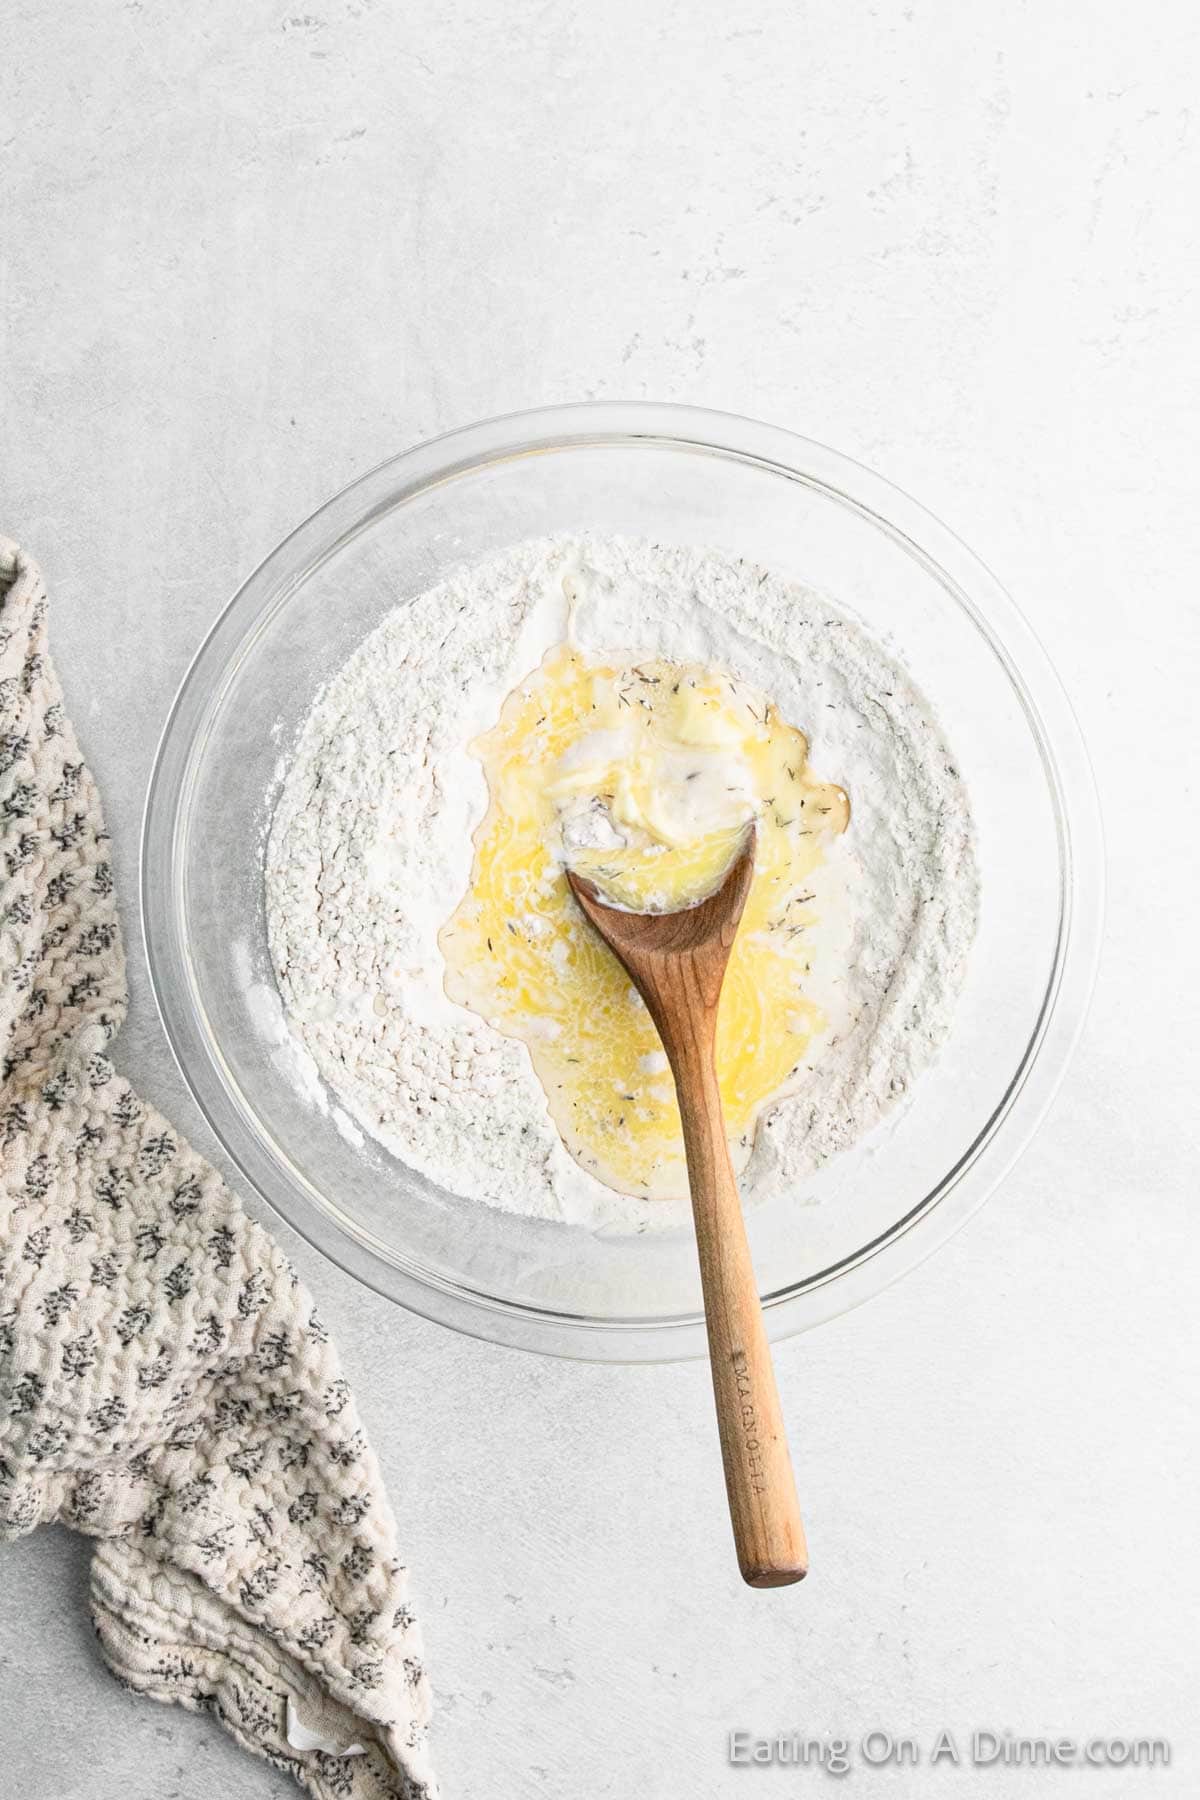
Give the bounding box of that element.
[439,644,850,1200]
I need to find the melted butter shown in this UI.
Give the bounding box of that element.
[439,646,850,1199]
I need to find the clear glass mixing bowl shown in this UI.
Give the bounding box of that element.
[141,403,1103,1360]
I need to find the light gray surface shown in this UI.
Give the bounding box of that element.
[2,3,1198,1797]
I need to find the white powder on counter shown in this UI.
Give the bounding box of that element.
[264,537,978,1233]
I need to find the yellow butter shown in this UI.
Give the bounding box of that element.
[439,646,849,1200]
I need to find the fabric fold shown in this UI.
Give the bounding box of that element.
[0,537,436,1799]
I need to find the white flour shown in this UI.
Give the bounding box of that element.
[264,537,978,1233]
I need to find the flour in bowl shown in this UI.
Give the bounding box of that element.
[264,537,978,1233]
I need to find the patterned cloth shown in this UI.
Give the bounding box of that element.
[0,539,435,1799]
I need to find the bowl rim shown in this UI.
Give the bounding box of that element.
[141,400,1104,1361]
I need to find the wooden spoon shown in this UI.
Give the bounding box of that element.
[567,830,807,1587]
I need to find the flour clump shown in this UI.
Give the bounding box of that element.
[265,537,979,1233]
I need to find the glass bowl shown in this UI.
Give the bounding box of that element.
[141,403,1102,1361]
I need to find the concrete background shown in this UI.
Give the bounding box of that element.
[2,2,1198,1795]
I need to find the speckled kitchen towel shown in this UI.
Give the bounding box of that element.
[0,539,435,1800]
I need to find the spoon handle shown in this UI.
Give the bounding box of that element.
[673,1045,808,1588]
